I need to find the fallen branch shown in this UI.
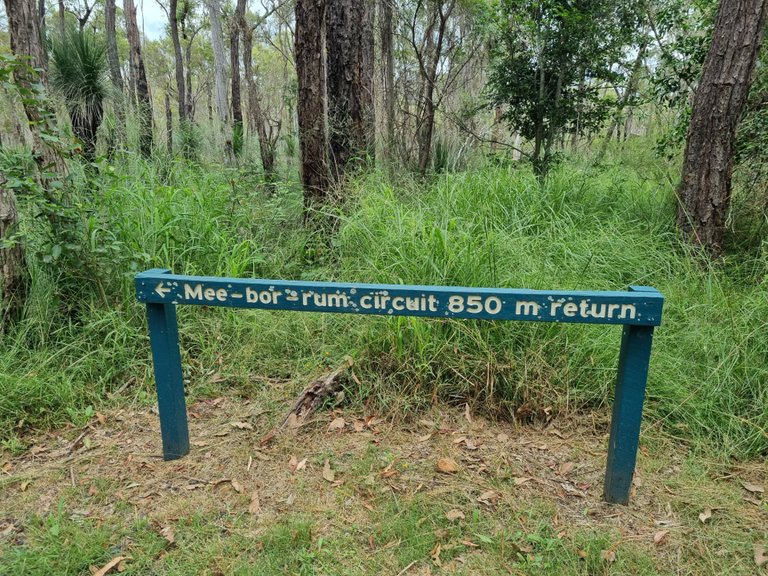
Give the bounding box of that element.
[280,356,354,429]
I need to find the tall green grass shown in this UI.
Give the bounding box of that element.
[1,152,766,458]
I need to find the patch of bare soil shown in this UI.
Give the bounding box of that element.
[1,396,766,572]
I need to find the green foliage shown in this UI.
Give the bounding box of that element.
[50,29,109,161]
[486,0,641,175]
[1,152,767,458]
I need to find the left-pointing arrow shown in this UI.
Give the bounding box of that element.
[155,282,172,297]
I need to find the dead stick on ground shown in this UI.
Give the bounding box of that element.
[280,356,354,429]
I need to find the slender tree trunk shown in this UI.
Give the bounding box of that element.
[598,41,647,161]
[105,0,124,152]
[125,0,153,157]
[37,0,47,67]
[169,0,187,125]
[677,0,768,254]
[207,0,232,160]
[296,0,330,209]
[165,89,173,154]
[326,0,375,180]
[243,20,277,184]
[231,0,246,156]
[417,0,454,176]
[380,0,395,159]
[57,0,65,37]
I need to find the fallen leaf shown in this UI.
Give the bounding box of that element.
[514,477,533,486]
[230,421,253,431]
[653,530,669,545]
[322,459,335,482]
[418,419,436,427]
[20,481,30,492]
[558,462,575,476]
[90,556,129,576]
[744,495,762,506]
[496,433,509,442]
[160,526,175,545]
[353,420,365,432]
[477,490,498,505]
[461,539,480,548]
[430,542,442,567]
[755,544,768,567]
[328,417,346,432]
[464,403,472,423]
[445,509,465,522]
[698,508,712,524]
[249,491,261,515]
[435,458,459,474]
[577,549,588,559]
[600,550,616,563]
[230,479,244,493]
[741,481,765,494]
[417,433,433,442]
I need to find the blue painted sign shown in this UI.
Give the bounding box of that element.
[135,268,664,505]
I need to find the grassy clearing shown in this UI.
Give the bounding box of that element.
[1,401,765,575]
[2,148,767,460]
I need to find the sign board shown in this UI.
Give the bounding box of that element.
[136,269,664,505]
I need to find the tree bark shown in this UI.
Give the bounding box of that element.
[296,0,330,209]
[231,0,246,156]
[105,0,124,153]
[165,89,173,154]
[4,0,67,175]
[417,0,454,175]
[326,0,375,180]
[380,0,395,158]
[677,0,768,254]
[169,0,187,124]
[207,0,232,160]
[124,0,153,157]
[242,17,278,184]
[0,185,27,327]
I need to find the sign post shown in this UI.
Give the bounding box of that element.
[136,269,663,504]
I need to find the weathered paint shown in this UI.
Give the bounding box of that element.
[136,269,664,504]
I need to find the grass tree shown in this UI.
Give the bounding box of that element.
[50,30,109,162]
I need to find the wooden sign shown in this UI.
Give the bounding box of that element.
[136,268,664,505]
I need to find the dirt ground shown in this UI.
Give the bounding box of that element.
[1,396,766,574]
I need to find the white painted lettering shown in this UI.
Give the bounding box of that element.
[619,304,637,319]
[216,288,227,302]
[360,295,372,309]
[516,301,540,316]
[391,296,405,310]
[327,293,349,308]
[563,302,578,317]
[184,283,203,300]
[204,288,216,301]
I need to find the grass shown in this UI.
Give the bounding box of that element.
[1,145,767,460]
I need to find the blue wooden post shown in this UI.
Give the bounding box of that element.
[603,287,656,504]
[146,301,189,460]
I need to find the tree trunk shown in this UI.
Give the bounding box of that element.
[105,0,124,152]
[57,0,65,37]
[124,0,153,157]
[243,19,278,184]
[37,0,47,67]
[207,0,232,160]
[165,89,173,154]
[380,0,395,159]
[231,0,246,156]
[326,0,375,180]
[169,0,187,124]
[0,186,27,327]
[296,0,330,209]
[417,0,454,176]
[677,0,768,254]
[4,0,67,176]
